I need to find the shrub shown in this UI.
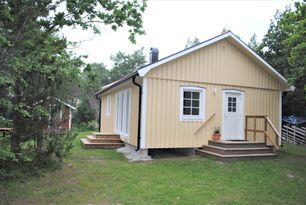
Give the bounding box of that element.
[0,130,77,179]
[75,121,98,131]
[34,130,77,168]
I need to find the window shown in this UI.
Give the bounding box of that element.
[180,86,205,121]
[227,97,236,112]
[106,95,111,117]
[115,89,131,136]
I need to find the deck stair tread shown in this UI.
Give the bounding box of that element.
[203,145,272,151]
[86,135,121,141]
[210,140,265,144]
[196,149,277,158]
[93,132,119,136]
[81,138,123,145]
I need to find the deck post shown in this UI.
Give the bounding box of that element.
[245,116,248,141]
[264,117,267,144]
[254,116,257,141]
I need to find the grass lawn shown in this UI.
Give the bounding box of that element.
[1,131,306,205]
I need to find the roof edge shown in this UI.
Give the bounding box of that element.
[95,71,138,96]
[137,31,288,88]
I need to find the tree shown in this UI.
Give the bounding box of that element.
[221,27,229,34]
[256,2,306,115]
[77,63,110,122]
[0,0,147,159]
[185,37,201,48]
[75,98,96,124]
[248,34,260,51]
[109,48,146,81]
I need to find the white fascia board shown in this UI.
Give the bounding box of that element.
[137,32,288,88]
[140,78,148,149]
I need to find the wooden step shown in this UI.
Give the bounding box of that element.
[86,135,122,143]
[94,133,120,138]
[80,138,124,149]
[208,140,266,148]
[202,145,274,155]
[195,149,277,162]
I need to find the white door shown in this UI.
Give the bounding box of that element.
[222,91,244,140]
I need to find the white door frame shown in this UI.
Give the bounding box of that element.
[221,89,245,141]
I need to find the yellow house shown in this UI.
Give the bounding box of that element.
[84,31,292,160]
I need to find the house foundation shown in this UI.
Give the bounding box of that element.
[117,143,152,162]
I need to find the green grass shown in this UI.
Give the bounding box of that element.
[1,132,306,205]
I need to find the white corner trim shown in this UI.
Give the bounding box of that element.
[140,78,148,149]
[137,31,288,87]
[279,91,282,146]
[179,86,206,122]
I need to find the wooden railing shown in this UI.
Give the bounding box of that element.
[282,125,306,144]
[194,113,216,135]
[245,115,280,151]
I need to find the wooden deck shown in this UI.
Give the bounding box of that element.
[80,133,124,149]
[196,140,277,161]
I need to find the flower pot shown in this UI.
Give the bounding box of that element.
[212,133,221,141]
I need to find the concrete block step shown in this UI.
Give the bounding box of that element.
[80,138,124,149]
[208,140,266,148]
[86,135,122,143]
[195,149,277,162]
[202,145,274,155]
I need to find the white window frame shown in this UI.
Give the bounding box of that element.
[115,89,131,137]
[106,95,111,117]
[180,86,205,121]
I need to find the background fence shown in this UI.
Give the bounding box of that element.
[282,124,306,144]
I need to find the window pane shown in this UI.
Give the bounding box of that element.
[192,100,199,107]
[228,107,232,112]
[120,93,124,132]
[184,91,191,99]
[183,99,191,106]
[192,92,200,99]
[183,108,191,115]
[233,102,236,108]
[125,91,130,134]
[228,102,232,107]
[192,108,199,115]
[233,107,236,112]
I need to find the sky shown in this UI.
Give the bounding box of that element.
[62,0,294,68]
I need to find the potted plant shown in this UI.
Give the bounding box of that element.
[212,127,221,141]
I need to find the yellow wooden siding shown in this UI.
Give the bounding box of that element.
[145,78,280,148]
[146,39,283,91]
[100,82,139,147]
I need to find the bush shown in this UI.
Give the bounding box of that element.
[75,121,98,131]
[34,130,77,168]
[0,130,77,179]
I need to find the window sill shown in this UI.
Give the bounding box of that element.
[180,117,204,122]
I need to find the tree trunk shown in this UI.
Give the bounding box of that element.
[10,133,21,153]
